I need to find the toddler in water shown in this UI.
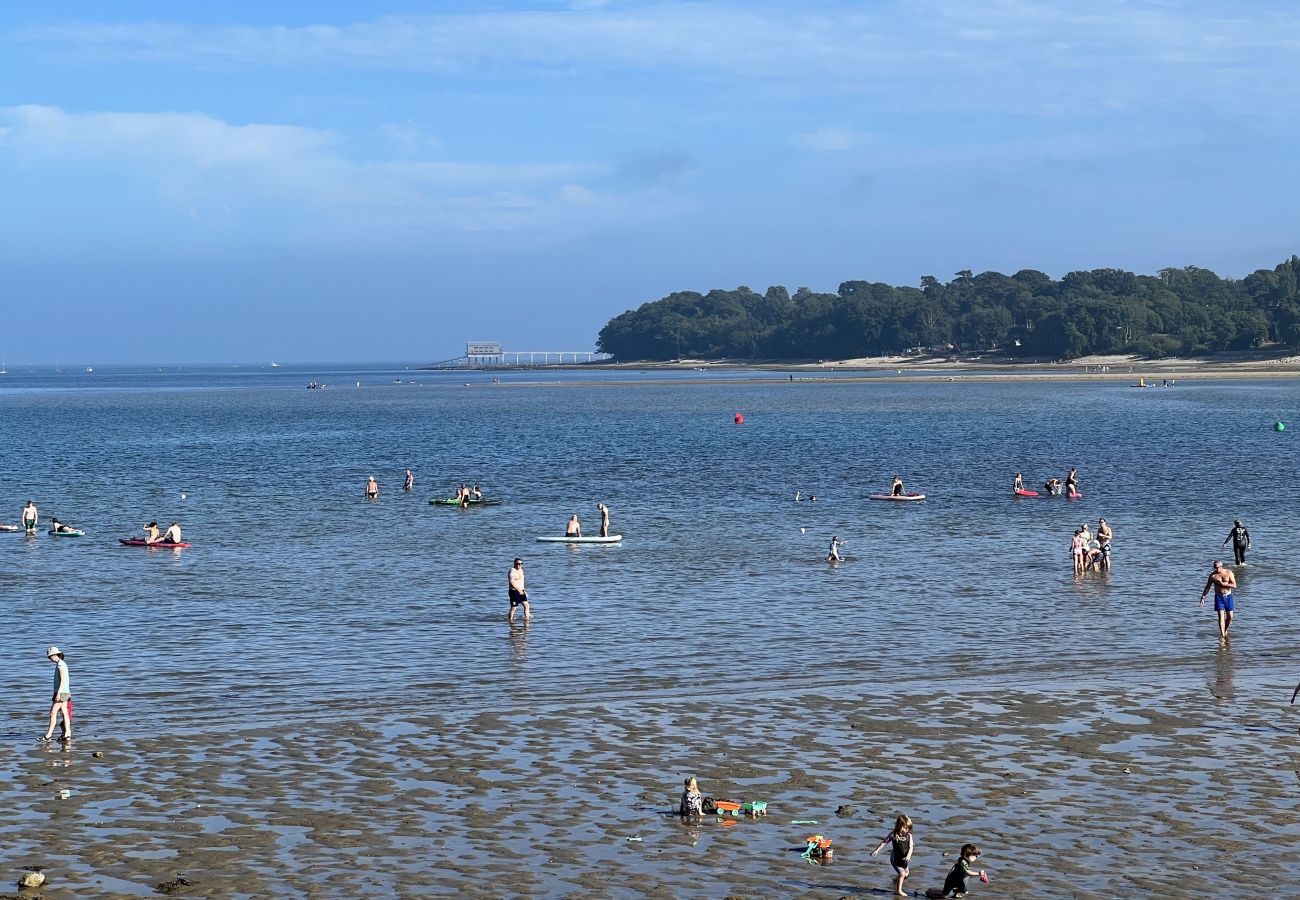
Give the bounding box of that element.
[679,776,704,818]
[926,843,987,898]
[870,813,914,896]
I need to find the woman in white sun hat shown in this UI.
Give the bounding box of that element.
[42,646,71,742]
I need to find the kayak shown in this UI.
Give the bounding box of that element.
[1014,489,1039,497]
[429,498,503,506]
[536,534,623,543]
[119,538,191,548]
[868,493,926,501]
[48,529,85,537]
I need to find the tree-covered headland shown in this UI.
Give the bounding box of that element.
[596,256,1300,361]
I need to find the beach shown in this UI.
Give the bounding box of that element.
[1,366,1298,897]
[8,667,1296,897]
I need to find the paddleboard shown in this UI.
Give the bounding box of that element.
[429,498,503,506]
[48,529,85,537]
[119,538,191,548]
[536,535,623,543]
[0,524,19,532]
[1014,489,1039,497]
[868,493,925,501]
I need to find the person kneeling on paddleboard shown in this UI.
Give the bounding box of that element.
[143,521,161,544]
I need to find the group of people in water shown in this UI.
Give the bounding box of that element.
[5,500,181,544]
[564,502,611,538]
[1069,518,1112,574]
[1013,467,1080,497]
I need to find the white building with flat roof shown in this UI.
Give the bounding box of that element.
[466,342,504,365]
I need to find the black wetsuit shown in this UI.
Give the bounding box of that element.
[1227,525,1251,564]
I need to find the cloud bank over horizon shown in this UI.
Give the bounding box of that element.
[2,1,1298,362]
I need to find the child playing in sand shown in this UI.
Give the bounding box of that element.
[926,843,987,898]
[679,776,703,818]
[870,813,914,896]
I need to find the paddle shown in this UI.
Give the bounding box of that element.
[1291,680,1300,704]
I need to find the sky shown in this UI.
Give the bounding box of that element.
[2,0,1299,364]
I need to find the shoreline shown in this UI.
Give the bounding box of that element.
[433,352,1300,382]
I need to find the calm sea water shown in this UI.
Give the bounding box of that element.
[0,366,1296,734]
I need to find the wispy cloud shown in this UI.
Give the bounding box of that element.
[16,2,1300,117]
[791,126,869,152]
[0,105,677,244]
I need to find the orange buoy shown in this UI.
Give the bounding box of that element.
[734,413,744,424]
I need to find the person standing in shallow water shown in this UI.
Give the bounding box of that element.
[42,646,71,742]
[403,469,414,492]
[508,558,530,622]
[1223,518,1251,565]
[365,476,379,500]
[1199,559,1238,638]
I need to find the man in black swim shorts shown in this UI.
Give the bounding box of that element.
[508,557,530,622]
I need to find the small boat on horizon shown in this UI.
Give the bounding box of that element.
[270,361,280,368]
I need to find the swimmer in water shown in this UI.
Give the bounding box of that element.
[827,535,843,562]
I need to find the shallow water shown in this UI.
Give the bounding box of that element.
[1,370,1298,895]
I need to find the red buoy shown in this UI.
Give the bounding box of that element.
[734,413,744,424]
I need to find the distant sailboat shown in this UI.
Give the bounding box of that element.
[85,366,94,373]
[270,361,280,368]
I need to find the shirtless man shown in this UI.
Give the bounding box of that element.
[1199,560,1238,638]
[161,521,182,544]
[22,500,38,534]
[365,476,379,500]
[566,514,581,537]
[1096,517,1113,571]
[403,469,414,492]
[596,502,609,538]
[508,558,530,622]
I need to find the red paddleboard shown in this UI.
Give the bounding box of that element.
[119,538,192,548]
[1014,489,1039,497]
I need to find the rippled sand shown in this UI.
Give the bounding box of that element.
[5,668,1296,898]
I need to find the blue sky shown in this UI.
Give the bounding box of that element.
[2,0,1299,363]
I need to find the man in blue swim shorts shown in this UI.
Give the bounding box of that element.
[1198,559,1238,638]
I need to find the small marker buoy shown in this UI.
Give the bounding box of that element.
[180,493,187,500]
[800,527,806,534]
[734,412,744,425]
[1275,421,1285,432]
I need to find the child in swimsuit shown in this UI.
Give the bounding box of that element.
[679,776,703,818]
[871,814,914,897]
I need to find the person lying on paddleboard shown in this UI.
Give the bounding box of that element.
[49,518,78,534]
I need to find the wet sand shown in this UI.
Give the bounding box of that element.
[5,666,1297,897]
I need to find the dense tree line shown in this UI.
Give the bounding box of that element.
[596,257,1300,361]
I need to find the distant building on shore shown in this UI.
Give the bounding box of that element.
[466,342,504,366]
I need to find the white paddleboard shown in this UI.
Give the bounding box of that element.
[536,534,623,543]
